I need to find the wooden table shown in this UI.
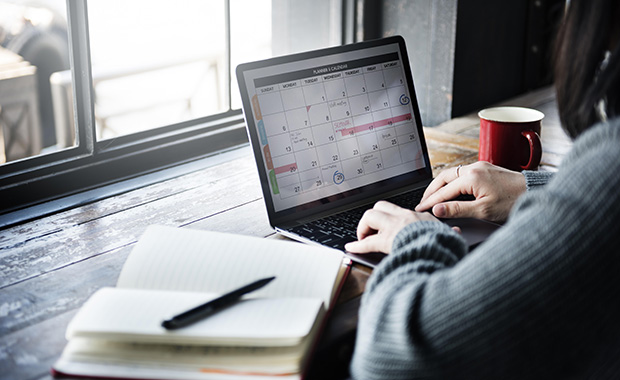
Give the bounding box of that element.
[0,86,569,380]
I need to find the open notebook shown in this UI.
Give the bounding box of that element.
[52,225,351,380]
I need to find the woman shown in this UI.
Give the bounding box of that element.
[347,1,620,378]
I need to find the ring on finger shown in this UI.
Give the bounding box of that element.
[456,164,462,178]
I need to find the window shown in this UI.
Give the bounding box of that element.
[0,1,73,161]
[0,0,346,226]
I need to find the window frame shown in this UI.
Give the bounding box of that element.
[0,0,248,225]
[0,0,358,228]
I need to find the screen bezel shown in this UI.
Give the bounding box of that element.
[236,35,432,226]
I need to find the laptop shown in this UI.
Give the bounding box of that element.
[236,35,499,267]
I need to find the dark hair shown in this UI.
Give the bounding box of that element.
[554,0,620,138]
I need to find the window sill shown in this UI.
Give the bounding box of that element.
[0,124,251,229]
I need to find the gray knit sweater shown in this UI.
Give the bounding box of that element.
[350,120,620,379]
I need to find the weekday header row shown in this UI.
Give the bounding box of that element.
[254,52,401,92]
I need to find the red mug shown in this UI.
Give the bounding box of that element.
[478,106,544,171]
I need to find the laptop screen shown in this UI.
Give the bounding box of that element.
[237,36,432,222]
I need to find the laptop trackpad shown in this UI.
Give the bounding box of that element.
[443,218,501,248]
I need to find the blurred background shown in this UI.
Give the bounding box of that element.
[0,0,274,163]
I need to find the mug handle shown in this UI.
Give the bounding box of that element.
[521,130,542,170]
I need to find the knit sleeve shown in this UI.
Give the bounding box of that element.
[350,221,467,379]
[350,121,620,379]
[522,169,555,190]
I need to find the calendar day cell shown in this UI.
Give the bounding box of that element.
[338,136,360,160]
[372,108,393,129]
[361,152,384,173]
[311,122,336,146]
[263,112,289,136]
[323,77,347,101]
[377,127,398,150]
[316,142,341,164]
[352,113,374,135]
[381,145,403,168]
[363,70,386,92]
[281,86,307,110]
[332,118,355,139]
[320,162,343,186]
[329,99,352,121]
[277,174,302,199]
[399,141,423,163]
[390,105,411,121]
[357,131,380,154]
[302,82,328,105]
[268,133,294,157]
[383,66,404,88]
[299,168,323,191]
[272,152,297,173]
[285,107,310,131]
[348,93,371,116]
[396,122,416,139]
[341,157,364,180]
[257,91,284,115]
[308,102,331,126]
[289,129,316,152]
[344,74,367,96]
[368,90,390,111]
[387,85,408,107]
[294,147,320,172]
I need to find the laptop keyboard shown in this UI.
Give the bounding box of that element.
[289,188,428,250]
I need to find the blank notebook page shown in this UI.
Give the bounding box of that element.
[67,287,323,346]
[117,225,345,307]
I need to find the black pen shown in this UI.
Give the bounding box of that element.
[161,276,276,330]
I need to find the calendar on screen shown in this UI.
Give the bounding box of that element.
[241,43,425,212]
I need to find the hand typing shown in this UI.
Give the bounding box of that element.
[345,201,439,254]
[415,161,526,223]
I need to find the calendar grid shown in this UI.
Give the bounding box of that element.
[250,53,424,208]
